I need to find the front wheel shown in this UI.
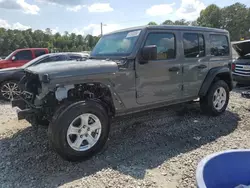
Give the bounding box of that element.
[200,80,230,116]
[48,100,110,161]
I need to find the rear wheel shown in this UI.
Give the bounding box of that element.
[0,80,21,101]
[48,100,110,161]
[200,80,229,116]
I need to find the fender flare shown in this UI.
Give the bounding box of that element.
[199,66,233,97]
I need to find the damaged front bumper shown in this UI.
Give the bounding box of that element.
[12,99,38,121]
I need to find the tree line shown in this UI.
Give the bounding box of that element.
[0,2,249,57]
[148,2,250,41]
[0,28,100,57]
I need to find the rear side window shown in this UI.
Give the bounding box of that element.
[210,34,229,56]
[15,50,33,60]
[144,33,176,60]
[40,55,67,63]
[69,55,82,60]
[183,33,205,58]
[35,50,46,57]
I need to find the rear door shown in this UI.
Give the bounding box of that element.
[181,32,209,98]
[136,30,183,104]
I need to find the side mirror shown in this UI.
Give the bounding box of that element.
[141,45,157,63]
[11,56,16,61]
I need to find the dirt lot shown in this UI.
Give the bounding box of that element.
[1,88,250,188]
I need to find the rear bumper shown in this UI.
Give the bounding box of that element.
[12,99,36,120]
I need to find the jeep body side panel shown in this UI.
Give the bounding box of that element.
[199,66,233,96]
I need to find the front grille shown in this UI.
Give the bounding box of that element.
[233,64,250,76]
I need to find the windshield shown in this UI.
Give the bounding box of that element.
[4,51,15,60]
[91,30,141,56]
[21,54,49,68]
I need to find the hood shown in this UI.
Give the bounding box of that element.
[25,59,119,81]
[0,67,19,72]
[232,39,250,57]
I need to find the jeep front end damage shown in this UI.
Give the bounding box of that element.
[12,71,53,124]
[12,71,115,125]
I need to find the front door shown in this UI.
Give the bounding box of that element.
[136,31,183,104]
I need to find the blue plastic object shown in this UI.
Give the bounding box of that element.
[196,149,250,188]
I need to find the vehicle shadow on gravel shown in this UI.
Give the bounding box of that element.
[0,103,240,187]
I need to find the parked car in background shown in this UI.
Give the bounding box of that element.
[0,52,86,101]
[0,48,49,69]
[231,40,250,85]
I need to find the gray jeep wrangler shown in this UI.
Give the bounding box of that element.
[12,25,233,161]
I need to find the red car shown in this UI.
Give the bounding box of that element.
[0,48,49,69]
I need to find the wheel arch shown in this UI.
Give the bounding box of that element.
[199,66,233,97]
[53,81,124,117]
[0,78,20,85]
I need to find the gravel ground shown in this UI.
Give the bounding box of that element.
[1,88,250,188]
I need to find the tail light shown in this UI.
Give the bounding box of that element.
[231,63,235,71]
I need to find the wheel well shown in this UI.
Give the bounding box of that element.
[214,72,233,91]
[66,82,115,116]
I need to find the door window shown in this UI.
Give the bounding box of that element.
[15,50,33,60]
[69,55,82,60]
[144,33,176,60]
[34,50,46,57]
[210,34,229,56]
[39,55,67,64]
[183,33,205,58]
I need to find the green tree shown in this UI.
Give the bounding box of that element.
[221,3,250,40]
[162,20,174,25]
[174,19,189,25]
[148,22,157,25]
[197,4,221,28]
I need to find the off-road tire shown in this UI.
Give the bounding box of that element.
[200,80,229,116]
[48,100,110,162]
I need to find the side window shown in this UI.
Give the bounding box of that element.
[69,55,82,60]
[15,50,33,60]
[183,33,205,58]
[144,33,176,60]
[40,55,67,63]
[210,34,229,56]
[35,50,46,57]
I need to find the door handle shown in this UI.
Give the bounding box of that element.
[197,64,207,69]
[169,67,180,72]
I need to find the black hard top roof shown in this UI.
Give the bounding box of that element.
[106,25,228,35]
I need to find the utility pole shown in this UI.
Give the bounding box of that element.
[101,22,107,36]
[101,22,103,36]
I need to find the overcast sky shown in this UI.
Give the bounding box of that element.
[0,0,248,36]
